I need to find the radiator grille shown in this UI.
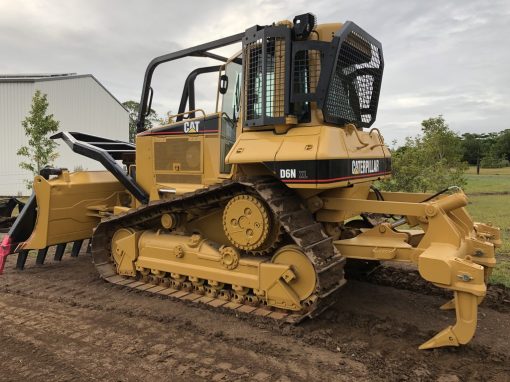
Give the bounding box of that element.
[154,138,201,172]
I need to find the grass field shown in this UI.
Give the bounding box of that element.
[465,166,510,175]
[464,176,510,194]
[464,167,510,286]
[464,166,510,194]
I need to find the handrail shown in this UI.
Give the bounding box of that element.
[177,65,221,121]
[167,109,206,122]
[369,143,385,150]
[369,127,385,145]
[345,123,369,148]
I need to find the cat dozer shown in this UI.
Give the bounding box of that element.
[0,13,500,349]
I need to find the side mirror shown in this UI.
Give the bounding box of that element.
[219,74,229,94]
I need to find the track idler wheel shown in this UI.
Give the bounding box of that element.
[271,245,317,306]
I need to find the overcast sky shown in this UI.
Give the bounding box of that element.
[1,0,508,144]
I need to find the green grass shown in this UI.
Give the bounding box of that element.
[463,167,510,286]
[466,194,510,285]
[467,194,510,238]
[465,166,510,175]
[490,256,510,286]
[464,175,510,194]
[463,166,510,194]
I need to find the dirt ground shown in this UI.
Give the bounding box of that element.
[0,251,509,382]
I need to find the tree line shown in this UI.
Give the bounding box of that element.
[381,115,509,193]
[462,130,510,171]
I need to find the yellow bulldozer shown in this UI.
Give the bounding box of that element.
[0,13,500,349]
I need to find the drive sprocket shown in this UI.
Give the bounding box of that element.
[223,194,274,252]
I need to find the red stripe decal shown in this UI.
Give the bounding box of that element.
[139,130,219,136]
[282,171,391,183]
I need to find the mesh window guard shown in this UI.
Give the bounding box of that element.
[294,49,321,94]
[321,22,384,128]
[243,25,291,128]
[245,38,262,121]
[241,22,383,129]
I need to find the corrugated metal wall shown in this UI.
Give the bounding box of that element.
[0,82,36,196]
[0,76,128,195]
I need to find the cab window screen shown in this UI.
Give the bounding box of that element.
[323,28,383,128]
[242,25,290,128]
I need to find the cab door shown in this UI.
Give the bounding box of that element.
[219,60,242,175]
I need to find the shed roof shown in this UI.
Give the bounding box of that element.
[0,73,127,111]
[0,73,76,80]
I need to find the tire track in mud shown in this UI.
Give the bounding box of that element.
[0,258,365,382]
[0,254,509,381]
[0,293,368,382]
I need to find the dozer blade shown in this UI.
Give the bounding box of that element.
[0,170,127,272]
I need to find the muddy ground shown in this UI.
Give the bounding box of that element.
[0,251,508,382]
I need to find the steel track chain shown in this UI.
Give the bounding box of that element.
[91,177,346,323]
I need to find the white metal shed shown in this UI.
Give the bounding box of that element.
[0,73,129,196]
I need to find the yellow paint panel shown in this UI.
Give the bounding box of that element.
[24,171,126,249]
[227,133,283,163]
[275,135,319,161]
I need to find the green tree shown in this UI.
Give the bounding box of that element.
[381,115,467,193]
[122,100,160,142]
[460,131,510,171]
[480,146,509,168]
[494,129,510,162]
[461,133,485,174]
[17,90,60,189]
